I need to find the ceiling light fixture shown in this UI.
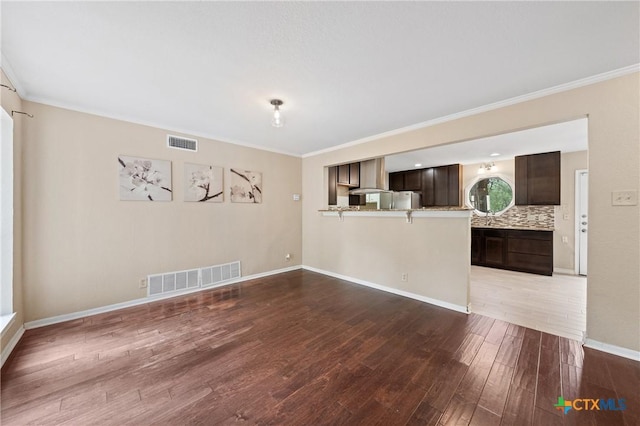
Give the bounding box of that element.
[478,162,496,174]
[490,152,500,157]
[270,99,284,128]
[414,163,422,167]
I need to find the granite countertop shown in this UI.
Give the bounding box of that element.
[471,224,554,232]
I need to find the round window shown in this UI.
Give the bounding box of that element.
[467,176,514,215]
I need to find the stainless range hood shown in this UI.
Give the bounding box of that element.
[349,158,389,195]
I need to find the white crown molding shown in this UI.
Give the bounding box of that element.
[0,55,26,97]
[303,64,640,159]
[6,63,639,160]
[1,325,25,368]
[17,94,302,159]
[24,265,302,330]
[584,338,640,362]
[302,265,469,314]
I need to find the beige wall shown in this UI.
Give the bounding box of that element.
[302,73,639,352]
[307,214,471,310]
[0,70,25,353]
[20,101,302,322]
[555,150,588,272]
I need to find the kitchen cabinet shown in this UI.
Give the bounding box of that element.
[337,162,360,187]
[472,228,553,276]
[389,172,405,191]
[328,162,360,205]
[421,168,435,207]
[328,166,337,205]
[433,165,461,207]
[506,229,554,275]
[389,164,461,207]
[515,151,560,205]
[403,170,422,191]
[349,162,360,187]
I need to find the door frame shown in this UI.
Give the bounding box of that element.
[574,169,588,275]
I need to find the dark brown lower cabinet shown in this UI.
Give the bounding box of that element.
[471,227,553,276]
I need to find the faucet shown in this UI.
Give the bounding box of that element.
[485,211,494,226]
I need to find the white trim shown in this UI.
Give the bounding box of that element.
[575,169,588,276]
[16,95,301,159]
[302,265,469,314]
[1,325,24,368]
[0,312,16,336]
[320,210,472,219]
[5,63,637,160]
[0,55,26,97]
[303,64,640,158]
[553,267,576,275]
[24,265,302,330]
[584,338,640,362]
[464,173,515,216]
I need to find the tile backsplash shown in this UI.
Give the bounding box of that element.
[470,205,555,229]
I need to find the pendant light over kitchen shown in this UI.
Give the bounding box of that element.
[270,99,284,128]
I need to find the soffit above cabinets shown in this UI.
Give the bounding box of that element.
[385,118,588,173]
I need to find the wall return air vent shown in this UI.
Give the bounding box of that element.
[147,261,241,297]
[167,134,198,152]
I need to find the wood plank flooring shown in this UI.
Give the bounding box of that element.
[470,266,587,342]
[2,270,637,425]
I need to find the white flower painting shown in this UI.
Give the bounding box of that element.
[118,156,172,201]
[230,169,262,203]
[184,163,223,202]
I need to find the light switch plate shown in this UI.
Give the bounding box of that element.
[292,194,301,201]
[612,190,638,206]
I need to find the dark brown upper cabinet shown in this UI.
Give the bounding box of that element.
[349,162,360,187]
[433,164,461,207]
[328,162,360,205]
[336,162,360,188]
[328,166,337,205]
[515,151,561,205]
[389,172,405,191]
[403,170,422,191]
[421,168,435,207]
[389,164,461,207]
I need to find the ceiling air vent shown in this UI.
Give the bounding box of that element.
[167,134,198,152]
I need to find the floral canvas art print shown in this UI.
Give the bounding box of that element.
[184,163,223,202]
[230,169,262,203]
[118,156,172,201]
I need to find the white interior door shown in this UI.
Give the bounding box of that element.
[577,170,588,275]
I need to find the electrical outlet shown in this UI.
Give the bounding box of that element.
[139,278,147,289]
[401,273,408,282]
[285,253,291,261]
[612,190,638,206]
[562,236,568,244]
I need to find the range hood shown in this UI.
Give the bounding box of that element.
[349,158,389,195]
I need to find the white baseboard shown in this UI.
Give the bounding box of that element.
[553,267,577,275]
[24,265,302,330]
[584,338,640,361]
[302,265,469,314]
[1,325,25,367]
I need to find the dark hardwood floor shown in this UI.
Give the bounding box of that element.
[1,270,638,425]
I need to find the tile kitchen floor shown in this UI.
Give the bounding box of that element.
[470,265,587,342]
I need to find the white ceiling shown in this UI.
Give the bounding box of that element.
[2,2,638,156]
[385,117,588,172]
